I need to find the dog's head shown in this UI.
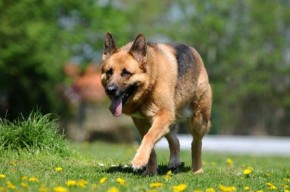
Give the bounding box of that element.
[101,33,149,117]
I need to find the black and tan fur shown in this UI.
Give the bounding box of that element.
[101,33,212,175]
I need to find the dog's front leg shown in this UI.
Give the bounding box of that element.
[131,111,174,171]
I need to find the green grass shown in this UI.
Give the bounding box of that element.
[0,142,289,192]
[0,112,68,155]
[0,113,289,191]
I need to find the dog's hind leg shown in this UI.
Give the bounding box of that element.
[165,128,182,170]
[188,86,212,174]
[143,149,157,176]
[132,118,158,175]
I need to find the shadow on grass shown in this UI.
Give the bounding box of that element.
[105,162,191,175]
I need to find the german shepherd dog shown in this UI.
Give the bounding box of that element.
[101,33,212,175]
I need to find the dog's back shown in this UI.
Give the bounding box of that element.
[143,42,210,113]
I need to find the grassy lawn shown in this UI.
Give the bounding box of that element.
[0,141,289,192]
[1,113,289,192]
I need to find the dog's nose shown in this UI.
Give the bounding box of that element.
[106,84,118,95]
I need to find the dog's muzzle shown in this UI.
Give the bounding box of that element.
[105,84,137,117]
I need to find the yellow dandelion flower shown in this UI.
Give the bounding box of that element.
[29,177,39,182]
[77,179,88,188]
[284,190,290,192]
[66,180,77,187]
[116,177,126,185]
[226,158,233,166]
[166,170,173,176]
[100,177,107,184]
[6,181,16,189]
[0,187,6,192]
[150,182,163,188]
[164,175,171,180]
[22,176,28,181]
[206,188,216,192]
[21,182,29,188]
[256,190,264,192]
[266,182,277,190]
[219,184,237,192]
[173,184,187,192]
[164,170,172,180]
[53,186,68,192]
[193,190,203,192]
[108,186,119,192]
[244,186,250,190]
[0,174,5,179]
[243,168,252,176]
[282,184,288,189]
[55,167,63,172]
[38,187,49,192]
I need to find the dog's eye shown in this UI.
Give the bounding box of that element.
[121,69,133,78]
[106,68,113,78]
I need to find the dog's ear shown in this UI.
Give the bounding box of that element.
[103,32,117,60]
[129,34,147,63]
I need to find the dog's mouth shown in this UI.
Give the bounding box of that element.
[109,84,137,117]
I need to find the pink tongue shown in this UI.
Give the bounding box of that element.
[109,96,123,117]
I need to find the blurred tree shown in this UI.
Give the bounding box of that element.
[168,0,290,135]
[0,0,128,120]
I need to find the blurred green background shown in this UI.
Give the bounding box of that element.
[1,0,290,140]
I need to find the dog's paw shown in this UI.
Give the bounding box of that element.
[142,169,158,176]
[168,160,184,171]
[131,154,148,171]
[131,164,145,172]
[193,168,204,174]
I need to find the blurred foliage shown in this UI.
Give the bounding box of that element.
[1,0,290,135]
[0,0,129,119]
